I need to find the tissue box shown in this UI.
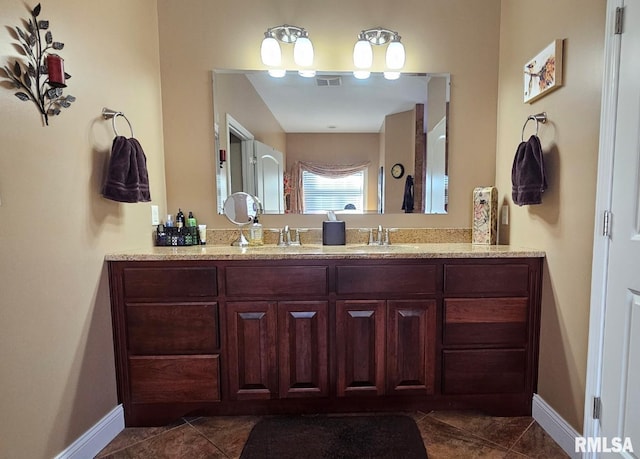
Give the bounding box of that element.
[323,221,346,245]
[472,186,498,245]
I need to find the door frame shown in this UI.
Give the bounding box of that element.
[226,114,256,197]
[583,0,623,452]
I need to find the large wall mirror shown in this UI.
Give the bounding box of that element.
[213,70,449,215]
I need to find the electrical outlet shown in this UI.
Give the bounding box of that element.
[151,205,159,225]
[501,205,509,225]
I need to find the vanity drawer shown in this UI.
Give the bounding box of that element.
[443,263,529,295]
[127,303,219,354]
[336,264,437,295]
[123,266,217,300]
[443,298,528,345]
[129,355,220,403]
[225,266,328,296]
[442,349,526,394]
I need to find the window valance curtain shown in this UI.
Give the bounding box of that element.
[289,160,370,213]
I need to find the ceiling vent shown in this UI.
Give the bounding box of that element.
[316,76,342,87]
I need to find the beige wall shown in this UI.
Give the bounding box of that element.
[496,0,605,431]
[157,0,501,229]
[0,1,165,457]
[286,133,380,212]
[214,72,286,155]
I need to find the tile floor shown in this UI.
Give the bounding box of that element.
[95,411,569,458]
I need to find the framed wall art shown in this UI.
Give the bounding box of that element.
[523,39,564,104]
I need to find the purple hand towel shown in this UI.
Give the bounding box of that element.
[103,136,151,203]
[511,135,547,206]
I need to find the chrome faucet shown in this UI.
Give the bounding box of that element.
[377,225,384,245]
[274,226,307,247]
[276,225,301,246]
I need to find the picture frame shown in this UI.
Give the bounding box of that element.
[523,39,564,104]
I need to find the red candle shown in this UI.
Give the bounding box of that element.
[47,54,66,88]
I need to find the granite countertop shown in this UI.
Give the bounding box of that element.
[105,243,545,261]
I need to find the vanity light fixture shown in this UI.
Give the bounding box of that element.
[352,27,406,80]
[261,24,314,75]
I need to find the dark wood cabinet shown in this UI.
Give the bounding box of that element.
[225,300,330,400]
[108,255,542,426]
[226,301,278,400]
[440,259,542,414]
[278,301,329,398]
[387,300,436,395]
[336,300,386,396]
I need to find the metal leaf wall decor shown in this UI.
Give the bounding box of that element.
[2,3,75,126]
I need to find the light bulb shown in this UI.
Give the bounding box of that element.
[268,68,286,78]
[384,71,401,80]
[261,35,281,67]
[385,39,405,70]
[353,70,371,80]
[293,36,314,67]
[353,38,373,69]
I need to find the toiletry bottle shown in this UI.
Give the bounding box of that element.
[249,216,263,246]
[156,223,166,245]
[166,214,174,227]
[187,211,197,227]
[176,208,185,228]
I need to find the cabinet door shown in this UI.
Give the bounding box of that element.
[336,300,386,396]
[387,300,436,395]
[226,301,277,400]
[278,301,329,398]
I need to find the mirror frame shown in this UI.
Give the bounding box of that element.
[213,70,450,215]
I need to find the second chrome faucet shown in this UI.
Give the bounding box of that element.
[276,226,306,246]
[360,225,396,245]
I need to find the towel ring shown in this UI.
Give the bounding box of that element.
[102,107,134,138]
[521,112,547,141]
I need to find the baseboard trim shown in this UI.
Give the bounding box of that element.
[532,394,582,459]
[54,404,124,459]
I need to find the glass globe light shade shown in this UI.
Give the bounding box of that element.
[385,40,405,70]
[268,68,286,78]
[261,36,281,67]
[353,39,373,69]
[293,36,314,67]
[353,70,371,80]
[383,71,401,80]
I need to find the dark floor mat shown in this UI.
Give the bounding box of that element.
[240,414,428,459]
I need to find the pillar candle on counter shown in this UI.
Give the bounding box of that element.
[46,54,66,88]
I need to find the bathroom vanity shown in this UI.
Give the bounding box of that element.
[106,244,544,426]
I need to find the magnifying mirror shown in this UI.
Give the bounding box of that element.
[223,192,261,246]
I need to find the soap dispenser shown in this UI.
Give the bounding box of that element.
[249,216,263,246]
[187,211,197,227]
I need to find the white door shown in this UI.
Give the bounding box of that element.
[254,141,284,214]
[598,1,640,455]
[425,116,447,214]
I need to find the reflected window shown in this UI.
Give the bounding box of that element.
[302,170,365,213]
